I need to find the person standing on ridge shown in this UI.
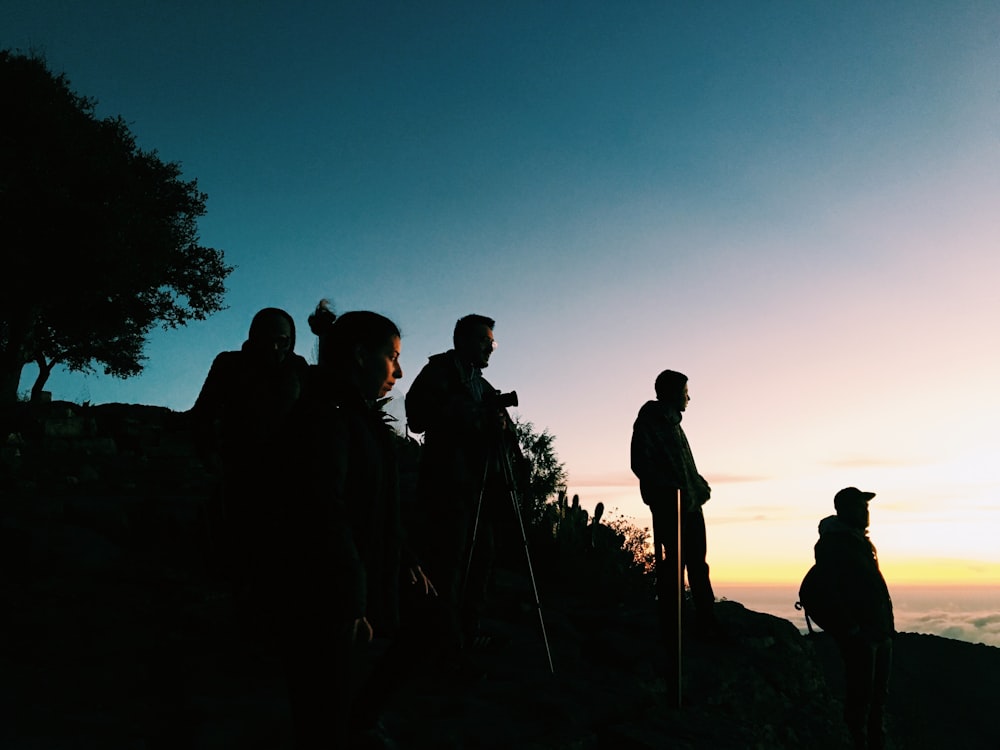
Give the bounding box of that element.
[814,486,895,750]
[630,369,720,638]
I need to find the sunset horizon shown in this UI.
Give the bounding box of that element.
[5,2,997,638]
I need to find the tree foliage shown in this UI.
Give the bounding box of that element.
[511,417,568,529]
[0,50,233,406]
[606,514,656,575]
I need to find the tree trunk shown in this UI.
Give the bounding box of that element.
[1,311,33,409]
[0,352,27,440]
[31,356,54,402]
[0,353,27,411]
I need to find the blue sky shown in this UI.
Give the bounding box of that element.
[4,1,1000,586]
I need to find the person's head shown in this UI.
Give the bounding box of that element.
[453,313,496,368]
[654,369,690,411]
[308,299,402,401]
[834,486,875,531]
[246,307,295,364]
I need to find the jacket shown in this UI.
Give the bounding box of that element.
[190,344,309,469]
[280,368,406,634]
[814,515,895,642]
[630,399,710,512]
[405,350,502,508]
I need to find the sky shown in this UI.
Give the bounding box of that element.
[4,1,1000,593]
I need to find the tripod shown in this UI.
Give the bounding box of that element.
[465,433,555,674]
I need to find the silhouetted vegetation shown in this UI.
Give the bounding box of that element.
[511,417,567,528]
[0,50,232,408]
[5,402,1000,749]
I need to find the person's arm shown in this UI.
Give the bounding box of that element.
[191,351,246,420]
[300,405,368,625]
[696,474,712,503]
[392,444,436,598]
[189,352,234,468]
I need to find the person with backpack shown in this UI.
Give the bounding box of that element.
[404,313,523,676]
[813,486,895,750]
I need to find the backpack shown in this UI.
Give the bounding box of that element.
[795,563,849,634]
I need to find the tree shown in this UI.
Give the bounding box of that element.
[511,417,568,530]
[0,50,233,408]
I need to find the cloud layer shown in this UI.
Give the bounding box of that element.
[897,610,1000,648]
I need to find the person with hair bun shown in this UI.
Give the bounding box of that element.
[274,299,433,749]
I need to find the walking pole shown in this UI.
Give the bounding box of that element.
[653,489,682,709]
[499,443,555,674]
[673,487,682,708]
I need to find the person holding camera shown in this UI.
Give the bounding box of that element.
[405,313,521,675]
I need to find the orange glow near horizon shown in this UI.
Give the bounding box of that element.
[712,558,1000,589]
[570,484,1000,590]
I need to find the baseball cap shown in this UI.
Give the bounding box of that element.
[834,486,876,510]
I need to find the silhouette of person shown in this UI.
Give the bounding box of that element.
[630,369,720,637]
[189,307,309,598]
[814,487,895,750]
[404,313,521,673]
[273,299,433,748]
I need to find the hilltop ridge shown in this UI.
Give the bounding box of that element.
[1,401,998,749]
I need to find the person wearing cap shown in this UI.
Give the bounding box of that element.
[814,486,895,750]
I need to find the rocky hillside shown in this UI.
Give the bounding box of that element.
[1,401,998,749]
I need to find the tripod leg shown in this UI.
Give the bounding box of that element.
[462,459,492,596]
[500,448,555,674]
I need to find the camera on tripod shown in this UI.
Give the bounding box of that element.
[484,389,518,409]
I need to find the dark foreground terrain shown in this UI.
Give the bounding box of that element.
[1,402,998,749]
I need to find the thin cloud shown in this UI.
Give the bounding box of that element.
[899,610,1000,648]
[971,614,1000,628]
[705,473,772,484]
[708,501,814,524]
[822,457,927,469]
[566,472,636,487]
[568,472,772,487]
[711,513,771,525]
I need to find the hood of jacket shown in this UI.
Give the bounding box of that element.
[637,399,682,427]
[818,514,868,541]
[246,306,297,350]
